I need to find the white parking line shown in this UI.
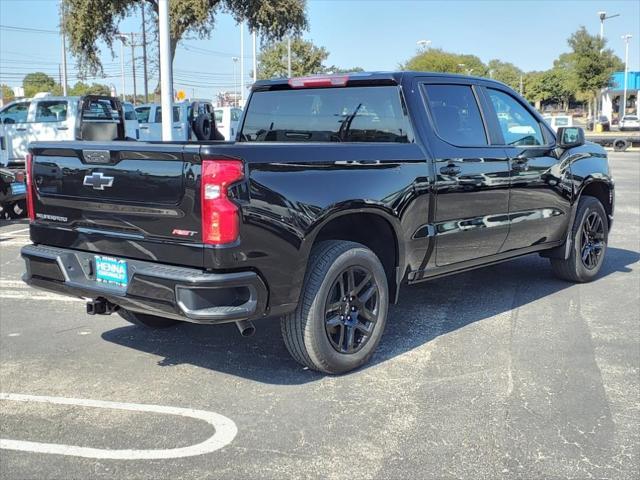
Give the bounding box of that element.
[0,227,30,236]
[0,393,238,460]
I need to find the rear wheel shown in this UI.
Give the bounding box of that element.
[550,196,608,282]
[281,241,389,374]
[118,309,182,328]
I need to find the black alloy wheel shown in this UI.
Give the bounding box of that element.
[324,266,379,354]
[580,211,605,270]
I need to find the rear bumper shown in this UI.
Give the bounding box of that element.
[21,244,268,325]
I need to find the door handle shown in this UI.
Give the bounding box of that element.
[56,126,69,131]
[511,157,529,172]
[140,126,149,130]
[15,128,27,132]
[440,165,461,176]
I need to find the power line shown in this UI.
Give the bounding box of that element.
[0,24,58,34]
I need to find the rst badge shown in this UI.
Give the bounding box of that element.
[172,229,198,237]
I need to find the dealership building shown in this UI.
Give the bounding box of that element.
[601,71,639,120]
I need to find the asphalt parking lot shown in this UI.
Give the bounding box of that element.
[1,151,638,480]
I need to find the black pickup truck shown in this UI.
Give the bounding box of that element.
[21,72,614,374]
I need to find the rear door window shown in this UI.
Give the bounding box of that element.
[240,86,413,143]
[82,99,118,121]
[486,89,544,146]
[136,106,151,123]
[154,107,181,122]
[423,84,487,146]
[34,100,68,123]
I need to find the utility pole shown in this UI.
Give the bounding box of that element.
[118,36,126,101]
[252,30,257,83]
[621,34,632,118]
[158,0,174,140]
[240,22,245,106]
[287,36,292,77]
[141,3,149,103]
[130,35,137,104]
[60,1,68,96]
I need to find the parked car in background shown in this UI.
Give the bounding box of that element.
[0,94,127,166]
[0,166,25,219]
[214,106,242,140]
[22,72,613,374]
[586,115,610,131]
[542,114,573,132]
[135,100,223,141]
[619,115,640,131]
[122,102,140,140]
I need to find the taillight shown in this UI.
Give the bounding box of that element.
[201,159,244,245]
[26,153,35,221]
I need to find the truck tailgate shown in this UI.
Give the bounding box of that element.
[28,141,204,268]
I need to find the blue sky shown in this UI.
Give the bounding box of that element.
[1,0,639,100]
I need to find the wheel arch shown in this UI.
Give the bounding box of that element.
[303,208,404,303]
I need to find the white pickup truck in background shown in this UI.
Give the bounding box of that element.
[0,94,134,167]
[135,100,224,141]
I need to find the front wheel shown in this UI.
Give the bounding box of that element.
[281,241,389,374]
[550,196,608,282]
[118,309,182,328]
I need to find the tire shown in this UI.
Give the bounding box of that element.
[118,308,182,328]
[550,196,608,283]
[281,241,389,374]
[613,139,629,152]
[7,200,26,219]
[193,114,212,141]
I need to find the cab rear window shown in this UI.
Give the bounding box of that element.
[240,86,413,143]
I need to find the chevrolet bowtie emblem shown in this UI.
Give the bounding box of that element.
[83,172,114,190]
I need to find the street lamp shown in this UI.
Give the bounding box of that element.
[598,11,620,41]
[621,34,632,118]
[416,39,431,51]
[232,56,239,107]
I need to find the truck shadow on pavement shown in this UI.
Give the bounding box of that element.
[101,247,639,384]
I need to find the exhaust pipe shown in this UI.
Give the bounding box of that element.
[235,320,255,337]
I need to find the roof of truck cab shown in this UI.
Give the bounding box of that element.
[251,71,510,91]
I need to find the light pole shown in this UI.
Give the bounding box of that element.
[158,0,174,140]
[232,57,239,106]
[416,39,431,51]
[621,34,632,118]
[598,11,620,41]
[115,34,127,101]
[240,22,245,106]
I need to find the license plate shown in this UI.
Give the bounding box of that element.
[95,256,128,287]
[11,183,26,195]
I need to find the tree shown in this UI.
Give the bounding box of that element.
[403,48,487,76]
[523,69,574,110]
[487,59,523,90]
[257,38,328,78]
[63,0,308,81]
[69,81,111,96]
[325,66,364,74]
[1,84,14,100]
[23,72,57,97]
[566,26,623,125]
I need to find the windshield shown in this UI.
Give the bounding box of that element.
[240,86,413,143]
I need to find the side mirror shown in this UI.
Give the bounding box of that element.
[557,126,585,148]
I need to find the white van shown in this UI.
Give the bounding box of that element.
[542,115,573,132]
[122,102,140,140]
[214,106,243,140]
[0,95,129,166]
[135,100,222,141]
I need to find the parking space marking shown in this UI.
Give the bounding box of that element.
[0,227,30,236]
[0,393,238,460]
